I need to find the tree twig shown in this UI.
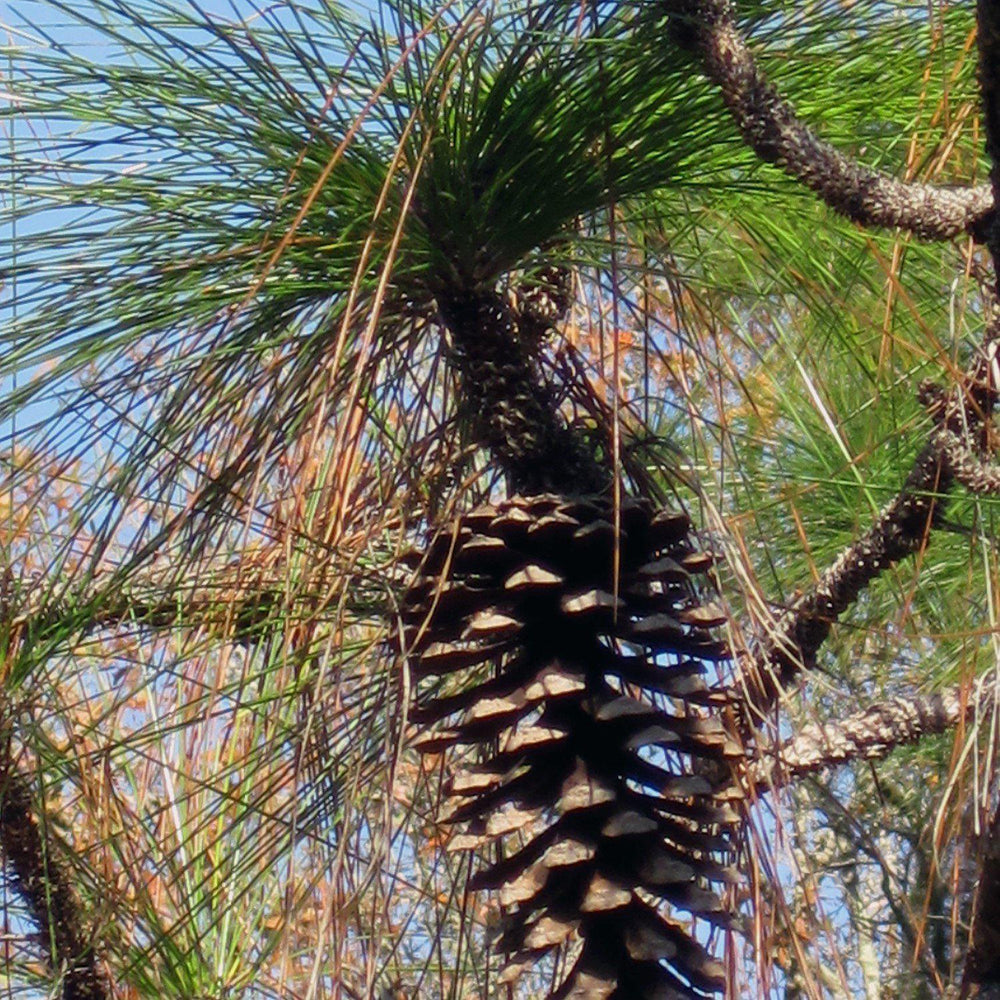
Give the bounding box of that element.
[752,678,991,793]
[745,438,953,712]
[938,426,1000,493]
[664,0,994,241]
[2,547,388,649]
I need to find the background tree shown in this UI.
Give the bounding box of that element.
[2,0,1000,997]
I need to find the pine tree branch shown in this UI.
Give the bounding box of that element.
[938,426,1000,493]
[664,0,994,241]
[723,0,1000,716]
[979,0,1000,277]
[965,803,1000,996]
[752,680,986,792]
[0,737,107,1000]
[744,320,1000,717]
[746,438,953,711]
[961,9,1000,995]
[3,549,388,648]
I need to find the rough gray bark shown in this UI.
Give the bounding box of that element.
[753,682,987,791]
[663,0,995,240]
[937,426,1000,494]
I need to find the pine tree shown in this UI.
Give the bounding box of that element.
[3,0,1000,996]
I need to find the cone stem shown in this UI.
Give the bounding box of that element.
[437,289,610,495]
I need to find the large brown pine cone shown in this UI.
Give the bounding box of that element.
[400,493,740,999]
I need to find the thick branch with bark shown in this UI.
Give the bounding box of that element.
[980,0,1000,276]
[746,439,953,711]
[664,0,995,241]
[0,741,106,999]
[753,681,986,792]
[962,6,1000,993]
[743,327,1000,717]
[966,803,1000,997]
[937,426,1000,493]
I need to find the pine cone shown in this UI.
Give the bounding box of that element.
[401,494,739,999]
